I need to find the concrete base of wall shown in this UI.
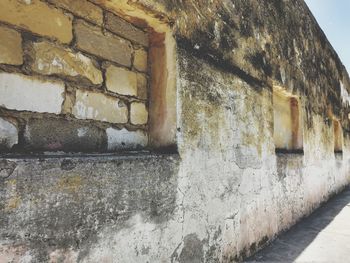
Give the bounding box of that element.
[0,153,180,262]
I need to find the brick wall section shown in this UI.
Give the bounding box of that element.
[74,20,133,67]
[0,0,150,153]
[47,0,104,26]
[105,12,149,48]
[0,0,73,44]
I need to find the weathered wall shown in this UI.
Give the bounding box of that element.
[0,154,180,262]
[1,0,350,262]
[0,0,149,153]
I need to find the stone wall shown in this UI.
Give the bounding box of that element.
[0,0,149,153]
[1,0,350,262]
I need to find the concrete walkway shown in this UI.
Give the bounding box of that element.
[247,187,350,262]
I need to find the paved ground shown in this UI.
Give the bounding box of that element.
[247,187,350,262]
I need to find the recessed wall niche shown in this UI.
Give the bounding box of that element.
[273,86,303,153]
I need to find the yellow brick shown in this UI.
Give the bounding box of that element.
[0,0,72,44]
[137,73,148,100]
[75,20,132,66]
[0,26,22,65]
[134,49,148,72]
[130,102,148,125]
[106,65,137,96]
[105,12,149,47]
[31,41,103,85]
[48,0,103,25]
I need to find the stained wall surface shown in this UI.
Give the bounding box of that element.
[1,0,350,262]
[0,0,150,153]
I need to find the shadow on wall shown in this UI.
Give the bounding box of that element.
[246,187,350,262]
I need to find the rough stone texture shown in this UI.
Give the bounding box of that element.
[106,65,137,96]
[48,0,103,25]
[106,127,148,150]
[0,72,64,114]
[137,73,148,100]
[0,4,152,153]
[134,48,148,72]
[0,154,179,262]
[72,89,128,124]
[105,12,149,47]
[130,102,148,125]
[0,0,72,43]
[24,118,107,152]
[75,20,133,67]
[0,118,18,151]
[31,41,103,85]
[1,0,350,262]
[0,26,22,65]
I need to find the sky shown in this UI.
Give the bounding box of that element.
[304,0,350,74]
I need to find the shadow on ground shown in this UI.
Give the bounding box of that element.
[246,187,350,262]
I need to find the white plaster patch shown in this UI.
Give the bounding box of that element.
[72,90,128,124]
[0,72,64,114]
[52,57,64,69]
[81,214,173,263]
[37,59,44,71]
[280,67,286,84]
[0,118,18,149]
[106,127,148,150]
[77,127,88,138]
[340,82,350,106]
[213,21,221,42]
[19,251,32,263]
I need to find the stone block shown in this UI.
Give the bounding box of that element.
[48,0,103,25]
[106,65,137,96]
[31,41,103,85]
[105,12,149,47]
[106,127,148,151]
[137,73,148,100]
[134,49,148,72]
[73,89,128,124]
[0,118,18,151]
[130,102,148,125]
[24,118,107,152]
[0,72,64,114]
[75,20,132,67]
[0,26,23,65]
[0,0,72,43]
